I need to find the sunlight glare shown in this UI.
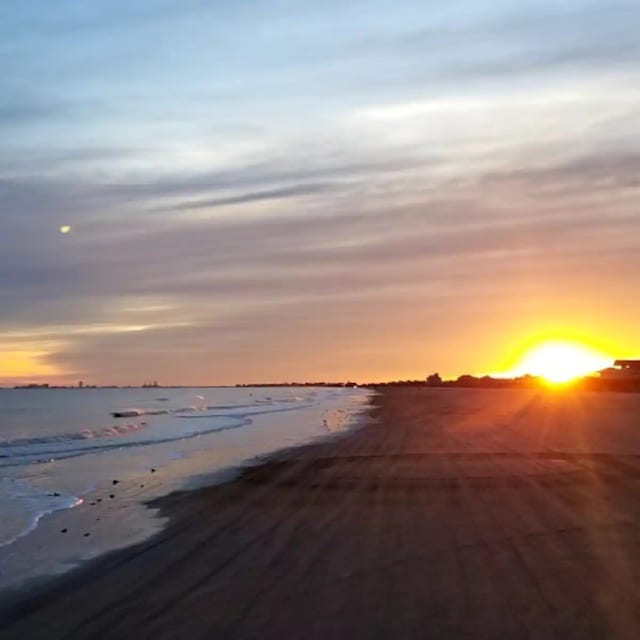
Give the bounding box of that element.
[511,341,611,383]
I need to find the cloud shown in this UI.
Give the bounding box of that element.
[0,101,65,126]
[155,182,338,212]
[1,0,640,383]
[2,142,640,383]
[353,1,640,84]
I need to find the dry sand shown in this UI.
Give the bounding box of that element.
[2,387,640,639]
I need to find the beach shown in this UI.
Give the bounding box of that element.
[0,386,367,589]
[3,386,640,639]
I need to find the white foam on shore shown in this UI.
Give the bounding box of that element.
[0,387,373,589]
[0,478,83,548]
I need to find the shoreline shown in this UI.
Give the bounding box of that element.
[3,387,640,639]
[0,387,370,593]
[0,391,377,614]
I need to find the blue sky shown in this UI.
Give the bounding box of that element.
[1,0,639,384]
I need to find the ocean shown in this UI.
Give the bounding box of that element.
[0,386,371,590]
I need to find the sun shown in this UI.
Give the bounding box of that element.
[511,340,612,383]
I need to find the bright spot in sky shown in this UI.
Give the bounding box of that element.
[511,341,612,383]
[1,350,60,378]
[60,225,71,234]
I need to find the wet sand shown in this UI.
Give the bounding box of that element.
[3,387,640,639]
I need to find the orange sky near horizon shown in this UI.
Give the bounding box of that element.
[1,309,634,386]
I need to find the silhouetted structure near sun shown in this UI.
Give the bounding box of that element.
[601,360,640,380]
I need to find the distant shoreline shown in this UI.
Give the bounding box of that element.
[5,374,639,393]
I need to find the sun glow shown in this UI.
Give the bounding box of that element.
[0,349,60,380]
[508,341,612,383]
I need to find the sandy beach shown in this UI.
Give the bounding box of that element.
[3,386,640,639]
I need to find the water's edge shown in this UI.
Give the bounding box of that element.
[0,391,377,612]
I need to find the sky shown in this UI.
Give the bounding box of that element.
[1,0,639,385]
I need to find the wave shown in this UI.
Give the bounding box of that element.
[176,402,315,419]
[0,399,319,469]
[0,416,252,468]
[107,395,313,418]
[0,478,83,548]
[0,421,150,452]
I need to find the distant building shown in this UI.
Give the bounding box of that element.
[600,360,640,379]
[14,383,49,389]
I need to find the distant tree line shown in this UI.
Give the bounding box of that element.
[363,374,640,393]
[236,382,359,388]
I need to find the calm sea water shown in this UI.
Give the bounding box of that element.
[0,386,370,589]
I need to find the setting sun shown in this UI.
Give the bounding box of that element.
[508,341,612,383]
